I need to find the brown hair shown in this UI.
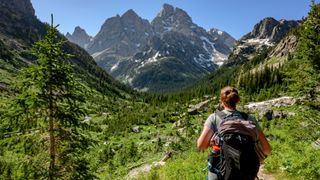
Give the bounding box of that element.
[220,86,240,108]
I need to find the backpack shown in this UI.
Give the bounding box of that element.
[208,110,261,180]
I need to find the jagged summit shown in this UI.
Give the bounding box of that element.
[223,17,300,67]
[152,4,193,35]
[66,26,92,49]
[121,9,140,19]
[73,26,90,36]
[241,17,299,42]
[159,3,175,17]
[86,8,153,56]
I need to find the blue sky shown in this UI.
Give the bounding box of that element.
[31,0,317,39]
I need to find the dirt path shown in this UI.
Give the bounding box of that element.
[257,165,276,180]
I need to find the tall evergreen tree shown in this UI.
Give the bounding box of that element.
[5,15,91,179]
[299,1,320,70]
[286,1,320,98]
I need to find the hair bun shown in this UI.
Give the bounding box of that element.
[220,86,240,108]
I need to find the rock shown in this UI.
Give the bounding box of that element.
[160,151,173,162]
[0,82,8,91]
[188,107,199,115]
[188,100,210,115]
[269,35,297,58]
[203,95,211,100]
[312,138,320,150]
[83,116,92,123]
[172,120,183,128]
[245,96,296,120]
[132,126,141,133]
[177,127,187,137]
[127,164,152,179]
[245,96,296,112]
[287,112,296,117]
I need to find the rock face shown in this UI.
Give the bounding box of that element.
[66,26,92,49]
[245,96,296,120]
[67,4,236,92]
[269,35,297,58]
[188,99,210,115]
[88,9,153,56]
[0,0,46,45]
[0,0,35,16]
[224,17,300,66]
[241,18,299,43]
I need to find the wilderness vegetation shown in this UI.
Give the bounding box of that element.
[0,2,320,180]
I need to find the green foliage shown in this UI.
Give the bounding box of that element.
[139,150,209,180]
[1,16,94,179]
[298,1,320,70]
[264,105,320,179]
[283,2,320,100]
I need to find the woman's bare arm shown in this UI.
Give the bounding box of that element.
[197,126,214,150]
[258,131,272,156]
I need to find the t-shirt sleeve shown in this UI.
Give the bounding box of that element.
[204,113,216,131]
[248,115,262,131]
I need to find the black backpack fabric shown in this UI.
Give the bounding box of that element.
[208,110,260,180]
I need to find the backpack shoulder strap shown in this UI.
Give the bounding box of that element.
[240,112,249,120]
[215,110,227,120]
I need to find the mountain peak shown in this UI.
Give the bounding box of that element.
[72,26,90,37]
[122,9,139,19]
[66,26,92,50]
[159,4,175,17]
[242,17,299,42]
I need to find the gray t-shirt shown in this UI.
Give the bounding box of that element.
[204,110,261,133]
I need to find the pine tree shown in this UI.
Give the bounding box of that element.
[286,1,320,98]
[5,15,91,179]
[299,1,320,70]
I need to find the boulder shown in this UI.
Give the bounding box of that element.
[245,96,296,120]
[132,126,141,133]
[312,138,320,150]
[188,100,210,115]
[172,120,183,128]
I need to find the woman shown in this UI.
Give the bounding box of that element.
[197,86,272,180]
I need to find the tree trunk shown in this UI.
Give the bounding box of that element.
[48,101,55,179]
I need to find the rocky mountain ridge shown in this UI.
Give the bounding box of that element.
[67,4,236,92]
[223,17,300,67]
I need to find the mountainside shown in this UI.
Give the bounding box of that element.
[0,0,130,97]
[68,4,236,92]
[224,17,300,67]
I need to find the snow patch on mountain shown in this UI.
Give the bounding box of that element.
[110,61,120,72]
[213,49,228,66]
[92,48,110,59]
[245,38,274,46]
[193,54,214,68]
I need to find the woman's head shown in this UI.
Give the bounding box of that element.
[220,86,240,109]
